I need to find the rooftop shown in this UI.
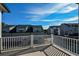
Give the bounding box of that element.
[0,3,9,12]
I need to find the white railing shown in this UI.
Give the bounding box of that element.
[2,36,31,51]
[53,35,79,55]
[0,34,51,53]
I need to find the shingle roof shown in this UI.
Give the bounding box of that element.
[61,23,79,27]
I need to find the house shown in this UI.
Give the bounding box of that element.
[60,23,79,36]
[31,25,44,34]
[2,25,16,33]
[47,26,60,35]
[0,3,9,37]
[16,25,32,33]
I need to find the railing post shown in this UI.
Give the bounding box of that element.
[51,34,54,45]
[71,39,72,52]
[31,34,34,48]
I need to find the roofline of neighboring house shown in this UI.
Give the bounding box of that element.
[61,23,79,25]
[49,26,60,28]
[0,3,10,12]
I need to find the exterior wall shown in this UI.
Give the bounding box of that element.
[48,27,60,35]
[60,24,78,36]
[33,27,43,32]
[2,27,9,33]
[16,26,28,33]
[16,25,32,33]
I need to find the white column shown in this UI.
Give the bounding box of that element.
[58,28,60,35]
[0,11,1,39]
[51,34,54,45]
[31,34,34,48]
[0,10,2,53]
[51,29,54,45]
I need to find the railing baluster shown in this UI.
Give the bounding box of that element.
[15,37,17,47]
[12,37,13,48]
[76,40,77,54]
[68,39,70,50]
[8,37,9,49]
[5,38,7,50]
[74,40,76,53]
[71,39,72,52]
[66,38,67,49]
[4,38,6,50]
[9,37,10,49]
[21,36,23,47]
[20,36,23,47]
[3,38,5,50]
[13,37,14,48]
[13,37,15,48]
[20,36,22,47]
[69,39,70,51]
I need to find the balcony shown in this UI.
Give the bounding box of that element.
[0,34,79,56]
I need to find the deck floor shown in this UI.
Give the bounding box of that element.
[19,51,46,56]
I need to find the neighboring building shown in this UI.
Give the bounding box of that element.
[2,25,16,33]
[16,25,32,33]
[2,25,44,33]
[0,3,9,37]
[47,26,60,35]
[31,25,44,34]
[60,23,79,36]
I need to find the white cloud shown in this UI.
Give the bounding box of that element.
[24,3,78,15]
[25,15,39,19]
[26,3,69,15]
[30,19,57,22]
[63,16,78,21]
[58,4,78,13]
[48,16,78,26]
[23,3,78,21]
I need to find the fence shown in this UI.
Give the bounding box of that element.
[1,34,78,55]
[53,35,79,55]
[0,34,51,53]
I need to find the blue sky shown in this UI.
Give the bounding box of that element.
[3,3,78,29]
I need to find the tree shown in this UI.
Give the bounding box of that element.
[2,22,7,26]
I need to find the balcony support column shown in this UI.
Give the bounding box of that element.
[0,10,2,54]
[30,34,34,48]
[51,34,54,45]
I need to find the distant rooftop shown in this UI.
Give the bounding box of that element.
[61,23,79,27]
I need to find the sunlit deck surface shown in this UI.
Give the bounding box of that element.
[19,51,45,56]
[19,46,69,56]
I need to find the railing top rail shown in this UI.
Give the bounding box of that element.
[53,35,79,41]
[2,35,31,38]
[2,34,51,39]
